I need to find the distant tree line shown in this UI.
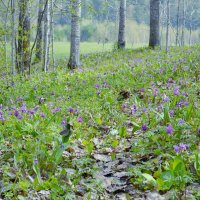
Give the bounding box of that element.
[0,0,199,75]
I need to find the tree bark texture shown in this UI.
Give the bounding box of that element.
[17,0,31,74]
[118,0,126,49]
[149,0,160,48]
[68,0,81,69]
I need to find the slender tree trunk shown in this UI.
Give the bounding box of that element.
[11,0,16,75]
[35,0,43,63]
[176,0,180,46]
[118,0,126,49]
[43,0,50,72]
[189,25,192,46]
[149,0,160,48]
[50,0,55,69]
[181,0,185,46]
[17,0,31,74]
[68,0,81,69]
[166,0,170,53]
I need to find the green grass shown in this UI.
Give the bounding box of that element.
[54,42,147,59]
[0,46,199,199]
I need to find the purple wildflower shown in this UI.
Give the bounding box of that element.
[174,145,180,152]
[131,105,137,115]
[20,106,28,113]
[166,124,174,135]
[52,107,60,113]
[162,95,169,103]
[95,84,100,89]
[77,117,83,123]
[34,159,39,165]
[68,107,74,113]
[174,86,180,96]
[14,110,20,117]
[179,143,187,151]
[48,102,54,107]
[140,88,145,93]
[178,119,185,125]
[97,91,101,95]
[40,112,45,118]
[141,124,148,131]
[29,109,35,115]
[198,126,200,134]
[61,120,67,127]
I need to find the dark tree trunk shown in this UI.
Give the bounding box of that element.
[149,0,160,48]
[17,0,31,74]
[118,0,126,49]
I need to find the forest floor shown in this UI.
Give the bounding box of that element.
[0,46,200,200]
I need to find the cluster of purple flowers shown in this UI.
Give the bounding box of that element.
[68,107,78,114]
[0,109,6,122]
[166,124,174,134]
[94,82,110,96]
[174,143,188,153]
[173,86,180,96]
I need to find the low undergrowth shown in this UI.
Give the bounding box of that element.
[0,46,199,199]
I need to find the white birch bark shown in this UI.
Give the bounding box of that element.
[176,0,180,46]
[166,0,170,53]
[68,0,81,69]
[11,0,16,75]
[43,0,50,72]
[50,0,55,69]
[181,0,185,46]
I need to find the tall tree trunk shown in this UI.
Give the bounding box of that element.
[50,0,55,69]
[181,0,185,46]
[176,0,180,46]
[17,0,31,74]
[68,0,81,69]
[43,0,50,72]
[118,0,126,49]
[35,0,43,63]
[11,0,16,75]
[166,0,170,53]
[149,0,160,48]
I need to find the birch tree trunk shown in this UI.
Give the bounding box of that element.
[181,0,185,46]
[35,0,43,63]
[43,0,50,72]
[166,0,170,53]
[118,0,126,49]
[68,0,81,69]
[50,0,55,69]
[176,0,180,46]
[11,0,16,75]
[17,0,31,74]
[149,0,160,48]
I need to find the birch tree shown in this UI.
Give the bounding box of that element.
[68,0,81,69]
[43,0,51,72]
[149,0,160,48]
[166,0,170,53]
[35,0,44,63]
[176,0,181,46]
[11,0,16,75]
[17,0,31,74]
[181,0,185,46]
[118,0,126,49]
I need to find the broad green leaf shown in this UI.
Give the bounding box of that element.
[142,173,157,186]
